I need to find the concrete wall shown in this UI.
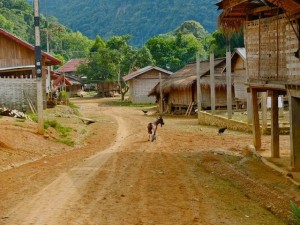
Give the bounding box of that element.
[0,77,36,111]
[198,111,253,133]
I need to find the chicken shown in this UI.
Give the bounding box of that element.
[218,127,227,135]
[142,110,148,115]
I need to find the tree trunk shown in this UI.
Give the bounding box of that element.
[121,92,125,101]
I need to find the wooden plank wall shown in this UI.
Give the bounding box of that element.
[169,87,193,106]
[246,15,299,82]
[0,35,35,67]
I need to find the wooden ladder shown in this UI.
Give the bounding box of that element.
[185,102,193,116]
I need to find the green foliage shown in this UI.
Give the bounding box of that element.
[289,201,300,225]
[28,113,38,122]
[173,20,208,40]
[44,119,59,130]
[107,100,154,108]
[0,0,33,41]
[78,35,155,83]
[90,35,106,52]
[0,0,93,63]
[0,14,14,31]
[146,31,204,72]
[44,119,74,146]
[33,0,219,47]
[208,30,244,58]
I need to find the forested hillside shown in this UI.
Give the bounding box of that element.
[27,0,219,46]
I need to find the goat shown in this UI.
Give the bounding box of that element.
[147,116,164,142]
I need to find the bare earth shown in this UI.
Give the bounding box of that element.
[0,97,299,225]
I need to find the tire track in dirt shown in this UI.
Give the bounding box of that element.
[4,107,129,225]
[49,108,155,224]
[39,107,213,225]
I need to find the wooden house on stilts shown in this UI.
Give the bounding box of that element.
[0,28,61,111]
[218,0,300,170]
[148,50,247,114]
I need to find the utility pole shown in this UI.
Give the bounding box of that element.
[34,0,44,134]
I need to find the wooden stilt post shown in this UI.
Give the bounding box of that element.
[289,93,300,171]
[271,90,280,158]
[226,51,232,119]
[247,91,253,124]
[159,72,163,115]
[196,52,202,121]
[210,53,215,114]
[261,92,267,132]
[252,88,261,150]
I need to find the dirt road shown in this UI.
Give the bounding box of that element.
[0,98,299,225]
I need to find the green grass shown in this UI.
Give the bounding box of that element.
[56,138,75,147]
[44,119,74,146]
[68,102,80,116]
[16,118,26,122]
[28,113,38,122]
[289,201,300,225]
[107,100,155,108]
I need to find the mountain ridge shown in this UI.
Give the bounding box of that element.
[27,0,219,46]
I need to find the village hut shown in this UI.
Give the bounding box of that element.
[217,0,300,170]
[97,81,120,97]
[231,48,247,106]
[56,58,86,77]
[0,28,61,111]
[55,59,86,94]
[149,52,247,114]
[123,66,172,104]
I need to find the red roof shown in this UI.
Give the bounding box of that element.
[53,75,72,86]
[0,28,61,66]
[56,59,87,73]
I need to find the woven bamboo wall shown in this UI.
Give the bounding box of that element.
[246,15,299,83]
[0,77,36,111]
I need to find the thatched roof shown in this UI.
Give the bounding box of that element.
[217,0,300,33]
[148,58,227,96]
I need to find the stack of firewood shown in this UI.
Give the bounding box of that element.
[0,107,28,119]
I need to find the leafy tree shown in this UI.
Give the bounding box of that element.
[0,14,13,31]
[146,32,204,72]
[207,30,244,58]
[134,46,155,69]
[146,36,175,70]
[78,35,155,100]
[60,32,93,59]
[173,20,208,40]
[106,35,155,100]
[90,35,106,53]
[36,0,219,47]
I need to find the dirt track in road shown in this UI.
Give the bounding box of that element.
[0,98,299,225]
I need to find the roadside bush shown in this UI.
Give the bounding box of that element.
[44,119,74,146]
[289,201,300,225]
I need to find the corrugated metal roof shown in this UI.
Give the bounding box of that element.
[56,59,87,73]
[123,66,173,81]
[0,65,35,71]
[234,48,246,61]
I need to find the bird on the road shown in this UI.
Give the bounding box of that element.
[142,110,148,115]
[218,127,227,135]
